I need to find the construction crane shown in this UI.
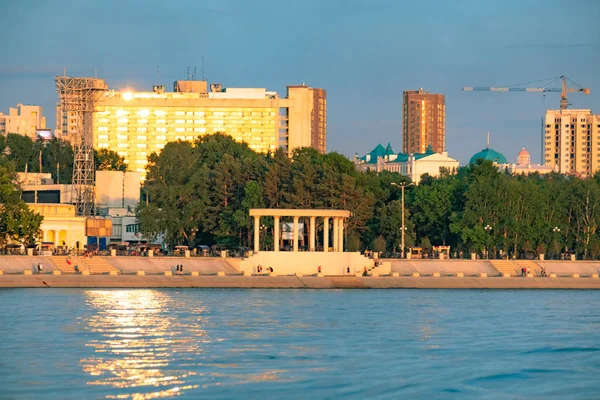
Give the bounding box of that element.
[463,75,590,109]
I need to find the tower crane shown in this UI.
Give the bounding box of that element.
[463,75,590,109]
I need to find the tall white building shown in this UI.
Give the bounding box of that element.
[543,109,600,177]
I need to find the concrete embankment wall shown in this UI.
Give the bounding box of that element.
[389,259,600,276]
[0,256,239,274]
[108,257,239,274]
[1,275,600,289]
[538,261,600,276]
[390,260,499,276]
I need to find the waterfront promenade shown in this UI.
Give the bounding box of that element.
[0,256,599,289]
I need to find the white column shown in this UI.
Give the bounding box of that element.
[333,218,339,252]
[253,215,260,253]
[323,217,329,252]
[293,216,299,252]
[274,216,280,252]
[309,216,316,251]
[338,219,344,252]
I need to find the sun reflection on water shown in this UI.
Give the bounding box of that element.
[80,290,206,398]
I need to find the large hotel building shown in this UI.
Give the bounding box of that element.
[402,88,445,154]
[543,109,600,177]
[56,79,326,179]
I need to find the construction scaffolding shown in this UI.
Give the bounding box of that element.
[55,76,107,217]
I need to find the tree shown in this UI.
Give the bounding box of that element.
[95,149,128,172]
[233,180,266,246]
[0,157,43,250]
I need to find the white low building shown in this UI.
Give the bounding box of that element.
[354,143,459,183]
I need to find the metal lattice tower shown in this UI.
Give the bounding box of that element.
[55,76,107,217]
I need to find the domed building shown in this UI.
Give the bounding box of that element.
[517,147,530,165]
[504,147,555,175]
[469,147,508,165]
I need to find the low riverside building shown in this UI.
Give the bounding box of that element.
[28,203,87,250]
[353,143,459,183]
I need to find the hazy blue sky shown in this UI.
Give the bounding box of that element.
[1,0,599,164]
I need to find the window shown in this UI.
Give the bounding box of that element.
[125,224,140,233]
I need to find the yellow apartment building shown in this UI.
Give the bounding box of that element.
[56,78,326,179]
[543,109,600,177]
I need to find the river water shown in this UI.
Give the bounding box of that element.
[0,289,598,399]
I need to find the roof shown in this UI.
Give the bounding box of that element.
[414,145,436,160]
[360,144,387,164]
[359,143,437,164]
[384,142,395,156]
[469,147,508,164]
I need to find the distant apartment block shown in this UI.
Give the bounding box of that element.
[402,89,445,154]
[543,109,600,177]
[0,103,46,139]
[56,78,326,178]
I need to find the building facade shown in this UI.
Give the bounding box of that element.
[0,104,46,139]
[354,143,459,184]
[543,109,600,177]
[56,78,326,179]
[402,89,445,154]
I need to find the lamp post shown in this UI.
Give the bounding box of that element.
[553,226,561,260]
[391,182,414,258]
[484,224,492,259]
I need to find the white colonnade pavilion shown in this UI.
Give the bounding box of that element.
[249,209,351,253]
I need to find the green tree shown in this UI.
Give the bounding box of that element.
[95,148,128,172]
[0,157,43,250]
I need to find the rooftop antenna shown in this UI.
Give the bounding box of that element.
[157,66,161,82]
[201,56,205,80]
[486,132,490,148]
[63,67,66,76]
[94,68,97,78]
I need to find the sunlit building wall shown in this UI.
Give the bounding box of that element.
[63,79,326,179]
[402,89,445,154]
[0,103,46,139]
[543,109,600,177]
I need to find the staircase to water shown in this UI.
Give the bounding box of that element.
[82,257,119,274]
[490,260,517,276]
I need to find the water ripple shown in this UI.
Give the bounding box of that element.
[0,289,599,399]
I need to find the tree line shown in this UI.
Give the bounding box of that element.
[137,133,600,260]
[0,134,127,184]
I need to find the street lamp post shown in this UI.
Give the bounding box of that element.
[391,182,414,258]
[553,226,561,260]
[484,224,492,259]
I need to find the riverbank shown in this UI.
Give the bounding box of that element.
[1,274,600,289]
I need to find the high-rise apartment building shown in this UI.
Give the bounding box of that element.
[543,109,600,177]
[56,79,326,179]
[0,104,46,139]
[402,89,445,154]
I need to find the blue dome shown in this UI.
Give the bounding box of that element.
[469,148,507,164]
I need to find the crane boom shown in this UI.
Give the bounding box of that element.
[463,87,561,92]
[463,75,590,109]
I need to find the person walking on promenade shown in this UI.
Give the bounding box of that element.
[179,264,183,275]
[37,262,43,274]
[318,265,322,274]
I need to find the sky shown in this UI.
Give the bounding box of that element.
[1,0,599,165]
